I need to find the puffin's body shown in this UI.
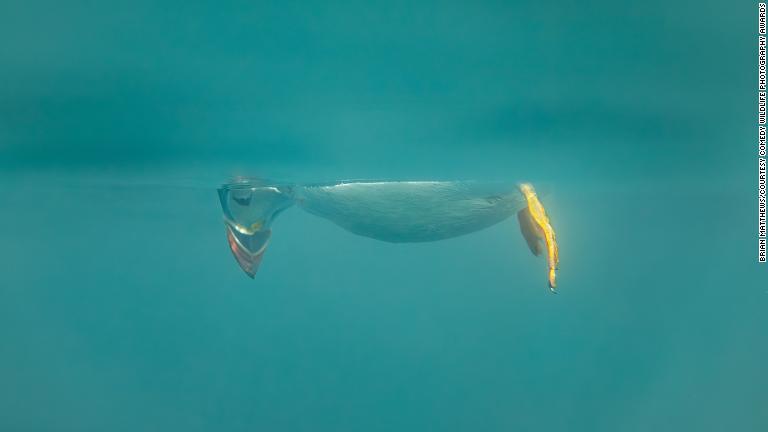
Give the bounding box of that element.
[218,179,559,291]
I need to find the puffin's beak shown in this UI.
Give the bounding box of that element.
[224,222,271,278]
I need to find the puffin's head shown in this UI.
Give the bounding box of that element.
[217,178,295,277]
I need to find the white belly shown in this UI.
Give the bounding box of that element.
[296,181,526,242]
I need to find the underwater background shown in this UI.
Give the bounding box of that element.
[0,1,764,431]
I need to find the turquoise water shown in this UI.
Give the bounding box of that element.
[0,1,764,431]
